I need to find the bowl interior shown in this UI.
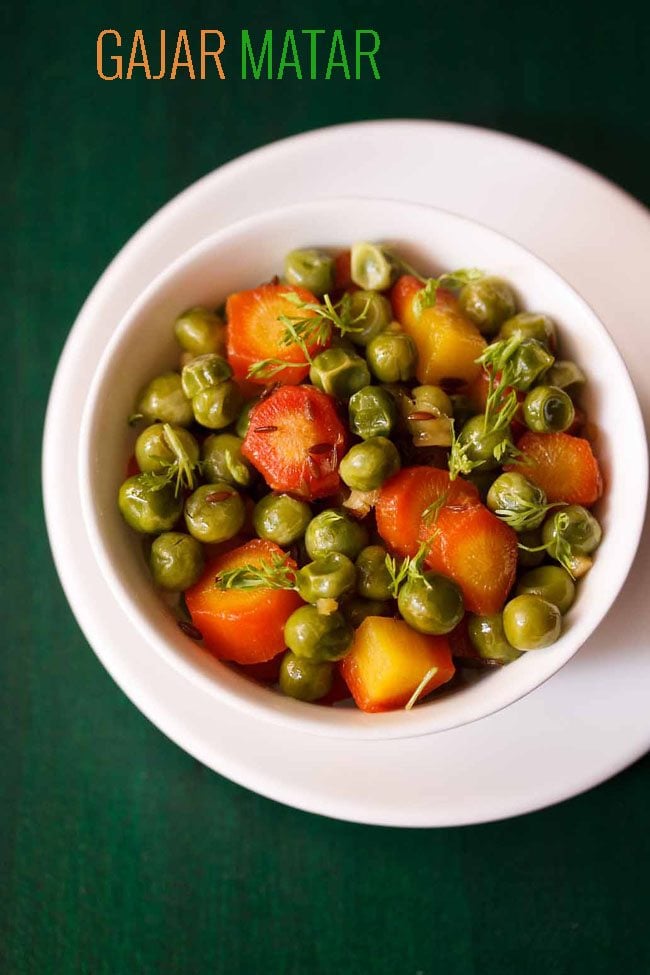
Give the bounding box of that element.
[79,197,646,739]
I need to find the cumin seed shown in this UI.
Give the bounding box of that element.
[407,411,437,421]
[205,491,232,503]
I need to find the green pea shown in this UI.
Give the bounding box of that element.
[284,249,334,297]
[487,472,548,530]
[296,553,357,603]
[348,385,398,440]
[279,652,333,702]
[544,360,586,390]
[516,565,576,615]
[284,606,353,662]
[366,331,417,383]
[253,493,312,547]
[347,290,392,346]
[305,509,369,561]
[508,339,555,391]
[459,277,517,336]
[350,242,398,291]
[181,353,232,398]
[502,594,562,650]
[134,372,193,427]
[355,545,393,601]
[397,572,464,635]
[135,423,199,475]
[542,505,602,556]
[341,596,393,628]
[201,433,252,487]
[457,414,512,471]
[523,385,575,433]
[235,399,259,438]
[192,381,242,429]
[517,528,546,567]
[499,311,556,348]
[149,532,205,591]
[467,613,521,663]
[309,347,371,400]
[411,385,452,418]
[404,385,453,447]
[184,482,245,543]
[174,307,226,356]
[118,474,183,534]
[339,437,401,492]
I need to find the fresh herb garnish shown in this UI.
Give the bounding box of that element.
[447,420,476,480]
[385,542,430,598]
[247,291,369,380]
[161,423,199,494]
[517,511,579,577]
[139,471,175,493]
[215,552,297,591]
[138,424,200,495]
[494,500,565,533]
[447,338,530,480]
[385,553,410,598]
[404,665,439,711]
[413,268,484,315]
[477,335,525,426]
[421,490,450,525]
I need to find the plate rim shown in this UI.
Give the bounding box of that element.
[43,119,650,827]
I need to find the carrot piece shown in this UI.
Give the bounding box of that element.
[424,504,518,615]
[404,288,486,386]
[375,466,479,558]
[226,282,327,386]
[242,385,346,500]
[507,431,603,505]
[333,250,353,292]
[184,539,303,665]
[390,274,422,330]
[340,617,455,713]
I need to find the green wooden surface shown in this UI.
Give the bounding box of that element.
[2,1,649,972]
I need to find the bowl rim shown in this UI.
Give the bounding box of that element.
[76,195,648,740]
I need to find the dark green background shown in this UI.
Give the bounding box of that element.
[2,1,649,972]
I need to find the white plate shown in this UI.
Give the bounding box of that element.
[43,120,650,827]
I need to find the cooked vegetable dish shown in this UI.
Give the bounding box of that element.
[118,243,603,712]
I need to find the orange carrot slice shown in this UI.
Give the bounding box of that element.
[185,539,303,664]
[507,431,602,505]
[424,504,518,614]
[226,282,327,386]
[375,466,479,558]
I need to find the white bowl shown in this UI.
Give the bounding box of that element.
[77,197,647,740]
